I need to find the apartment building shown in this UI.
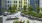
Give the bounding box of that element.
[30,0,39,12]
[0,0,6,15]
[4,0,29,10]
[0,0,1,15]
[0,0,30,15]
[0,0,1,8]
[0,0,5,15]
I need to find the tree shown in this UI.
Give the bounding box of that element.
[12,5,17,10]
[28,6,33,12]
[36,5,40,13]
[8,6,11,12]
[8,5,17,13]
[23,5,27,11]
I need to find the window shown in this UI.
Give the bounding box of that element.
[8,1,9,3]
[19,4,22,7]
[35,1,37,4]
[19,4,22,6]
[14,4,17,7]
[24,2,27,4]
[5,4,7,7]
[8,4,9,7]
[19,5,22,7]
[19,1,22,3]
[10,1,11,3]
[14,1,17,3]
[10,4,11,7]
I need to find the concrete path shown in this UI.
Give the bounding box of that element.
[3,11,42,23]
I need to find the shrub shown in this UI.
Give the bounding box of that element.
[23,5,27,11]
[28,6,33,11]
[27,20,29,23]
[13,20,18,23]
[21,10,28,15]
[28,11,42,18]
[15,21,18,23]
[8,5,17,14]
[36,5,40,13]
[37,13,42,18]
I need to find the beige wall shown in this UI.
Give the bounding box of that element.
[13,0,29,9]
[2,0,30,10]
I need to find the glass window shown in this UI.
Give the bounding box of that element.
[19,1,22,3]
[14,1,17,3]
[8,1,9,3]
[14,4,17,7]
[8,4,9,7]
[35,1,37,4]
[10,1,11,3]
[5,4,7,7]
[24,2,27,4]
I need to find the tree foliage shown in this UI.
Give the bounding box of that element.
[36,5,40,13]
[23,5,27,11]
[28,6,33,11]
[8,5,17,13]
[27,20,29,23]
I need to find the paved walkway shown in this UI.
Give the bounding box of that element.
[3,11,42,23]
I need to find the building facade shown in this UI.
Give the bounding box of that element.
[0,0,30,15]
[0,0,1,15]
[5,0,30,10]
[30,0,39,12]
[0,0,4,15]
[0,0,1,8]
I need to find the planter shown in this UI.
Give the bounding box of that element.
[21,13,42,21]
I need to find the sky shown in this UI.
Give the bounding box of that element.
[40,0,42,8]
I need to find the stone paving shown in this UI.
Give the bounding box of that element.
[0,11,42,23]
